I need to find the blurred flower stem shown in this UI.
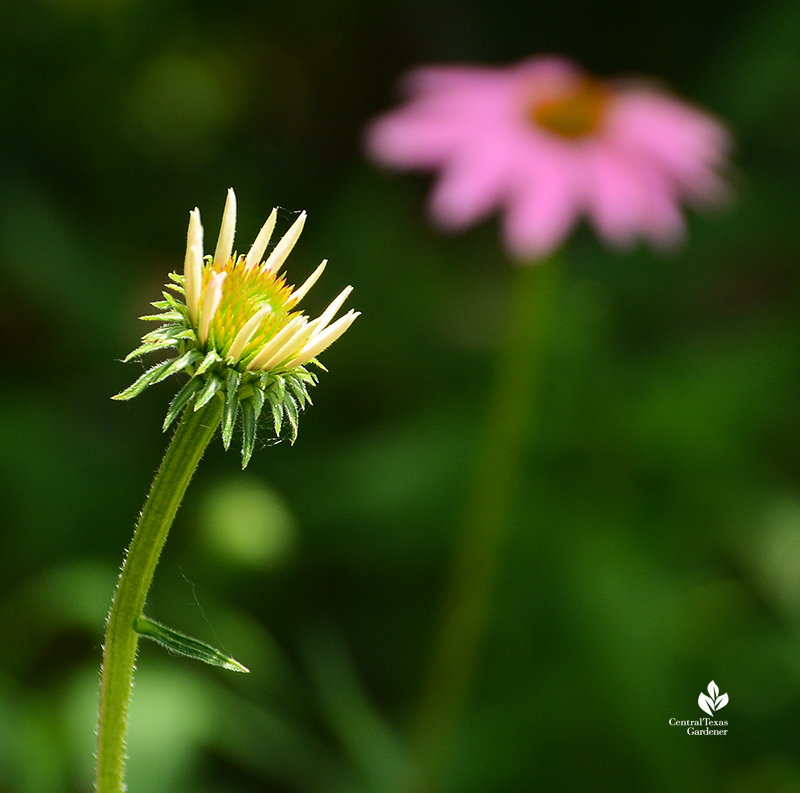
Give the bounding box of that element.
[95,398,223,793]
[411,257,559,792]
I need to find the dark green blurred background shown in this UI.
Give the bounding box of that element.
[2,0,800,791]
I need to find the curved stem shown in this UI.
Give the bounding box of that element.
[410,258,559,792]
[95,397,223,793]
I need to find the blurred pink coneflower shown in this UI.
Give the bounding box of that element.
[365,56,732,260]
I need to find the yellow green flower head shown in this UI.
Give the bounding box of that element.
[115,188,359,466]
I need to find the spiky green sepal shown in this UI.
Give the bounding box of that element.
[221,370,242,450]
[116,280,320,466]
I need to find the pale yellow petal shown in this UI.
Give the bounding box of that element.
[198,271,227,344]
[227,305,273,363]
[289,260,327,305]
[213,188,237,265]
[246,316,307,371]
[250,317,318,371]
[262,211,306,274]
[311,285,353,335]
[289,310,360,367]
[245,208,278,271]
[184,208,204,325]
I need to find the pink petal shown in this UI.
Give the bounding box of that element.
[609,92,731,201]
[586,146,687,251]
[585,147,652,249]
[635,167,687,250]
[509,56,587,101]
[427,144,509,230]
[502,150,581,260]
[401,64,510,99]
[365,82,518,169]
[402,81,521,123]
[365,112,468,168]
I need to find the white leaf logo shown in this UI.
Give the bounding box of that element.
[698,681,728,715]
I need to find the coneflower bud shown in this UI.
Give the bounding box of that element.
[115,188,359,466]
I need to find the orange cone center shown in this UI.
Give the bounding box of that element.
[529,77,610,138]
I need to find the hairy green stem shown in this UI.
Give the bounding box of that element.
[411,259,559,792]
[95,397,223,793]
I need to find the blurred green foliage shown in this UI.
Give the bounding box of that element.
[2,0,800,791]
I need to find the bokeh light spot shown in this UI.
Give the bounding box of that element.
[199,477,296,569]
[120,53,239,162]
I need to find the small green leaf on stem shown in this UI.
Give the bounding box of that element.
[134,615,249,673]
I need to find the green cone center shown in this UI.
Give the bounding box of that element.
[204,257,296,361]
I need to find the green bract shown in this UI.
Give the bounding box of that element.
[114,188,359,467]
